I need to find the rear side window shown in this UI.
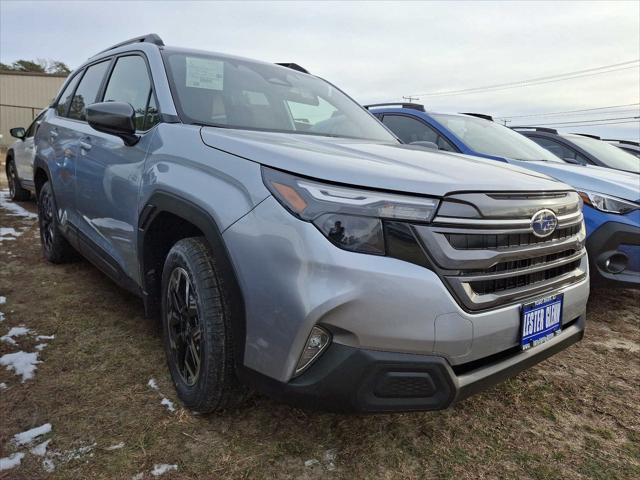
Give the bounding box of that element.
[67,61,110,121]
[55,74,81,116]
[103,55,159,130]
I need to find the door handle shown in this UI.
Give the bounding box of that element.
[50,129,59,139]
[80,141,92,151]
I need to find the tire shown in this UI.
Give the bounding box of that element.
[38,181,75,263]
[161,237,246,413]
[6,158,31,201]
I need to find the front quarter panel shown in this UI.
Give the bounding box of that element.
[139,123,270,234]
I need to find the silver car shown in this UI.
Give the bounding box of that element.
[33,35,590,413]
[5,110,45,201]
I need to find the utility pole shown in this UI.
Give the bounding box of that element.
[402,96,419,103]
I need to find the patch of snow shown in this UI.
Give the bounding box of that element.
[161,397,176,412]
[43,458,55,473]
[0,452,25,471]
[0,227,21,238]
[36,334,55,340]
[1,351,41,381]
[148,378,159,390]
[324,449,337,471]
[131,473,144,480]
[35,343,48,351]
[31,439,51,456]
[106,442,125,450]
[1,326,31,344]
[64,443,96,461]
[304,459,320,467]
[0,236,16,242]
[0,189,38,219]
[151,464,178,476]
[0,297,6,305]
[13,423,52,445]
[0,312,5,322]
[0,382,7,390]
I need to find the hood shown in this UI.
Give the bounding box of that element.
[509,160,640,203]
[200,128,569,197]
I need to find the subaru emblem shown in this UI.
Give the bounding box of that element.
[531,209,558,238]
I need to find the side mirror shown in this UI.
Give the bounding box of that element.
[410,140,439,150]
[86,102,139,146]
[10,127,26,140]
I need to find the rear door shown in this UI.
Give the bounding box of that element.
[73,53,160,284]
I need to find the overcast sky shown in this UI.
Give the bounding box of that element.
[1,0,639,139]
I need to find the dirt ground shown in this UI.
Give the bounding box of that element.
[0,160,639,480]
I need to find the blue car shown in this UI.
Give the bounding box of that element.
[367,103,640,288]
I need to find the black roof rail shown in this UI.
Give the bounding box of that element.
[461,112,493,121]
[603,138,640,146]
[572,133,601,140]
[276,63,309,74]
[96,34,164,55]
[511,126,558,134]
[364,102,425,112]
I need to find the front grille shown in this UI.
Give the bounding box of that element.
[412,191,587,311]
[444,224,580,250]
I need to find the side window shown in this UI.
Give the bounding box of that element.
[68,61,110,121]
[103,55,159,130]
[530,137,587,164]
[383,115,455,152]
[55,74,81,117]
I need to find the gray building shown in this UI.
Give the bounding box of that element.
[0,71,67,146]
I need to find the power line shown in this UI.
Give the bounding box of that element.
[496,103,640,119]
[406,60,640,98]
[517,119,640,128]
[518,116,639,127]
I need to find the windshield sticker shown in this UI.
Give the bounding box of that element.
[186,57,224,90]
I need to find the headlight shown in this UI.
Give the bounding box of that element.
[262,166,439,254]
[578,190,639,215]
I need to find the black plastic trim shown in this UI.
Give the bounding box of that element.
[586,220,640,287]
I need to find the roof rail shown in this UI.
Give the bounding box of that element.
[364,102,425,112]
[572,133,601,140]
[96,34,164,55]
[603,139,640,146]
[461,112,493,121]
[511,126,558,134]
[276,63,309,74]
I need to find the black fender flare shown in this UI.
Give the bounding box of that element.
[138,190,247,367]
[32,156,53,195]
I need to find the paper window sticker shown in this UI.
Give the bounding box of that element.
[186,57,224,90]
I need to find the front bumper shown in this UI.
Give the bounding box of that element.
[224,196,590,383]
[586,218,640,288]
[240,314,585,412]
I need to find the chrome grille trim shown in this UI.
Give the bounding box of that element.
[414,191,587,311]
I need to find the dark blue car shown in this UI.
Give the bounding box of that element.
[368,103,640,288]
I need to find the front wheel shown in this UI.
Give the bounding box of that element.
[6,159,31,201]
[161,237,246,413]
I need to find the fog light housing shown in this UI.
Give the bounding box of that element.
[295,326,331,375]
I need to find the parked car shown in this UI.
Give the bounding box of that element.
[512,128,639,174]
[367,104,639,288]
[604,139,640,158]
[34,35,589,413]
[4,110,46,200]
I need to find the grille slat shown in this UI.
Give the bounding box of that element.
[444,224,581,250]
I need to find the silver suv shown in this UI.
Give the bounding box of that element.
[33,34,589,412]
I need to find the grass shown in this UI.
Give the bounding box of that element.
[1,165,639,479]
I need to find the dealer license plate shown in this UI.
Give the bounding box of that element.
[520,294,563,350]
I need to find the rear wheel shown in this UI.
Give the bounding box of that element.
[161,237,246,413]
[38,181,75,263]
[6,159,31,201]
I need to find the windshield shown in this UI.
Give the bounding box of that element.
[431,113,563,162]
[566,135,640,173]
[162,51,397,142]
